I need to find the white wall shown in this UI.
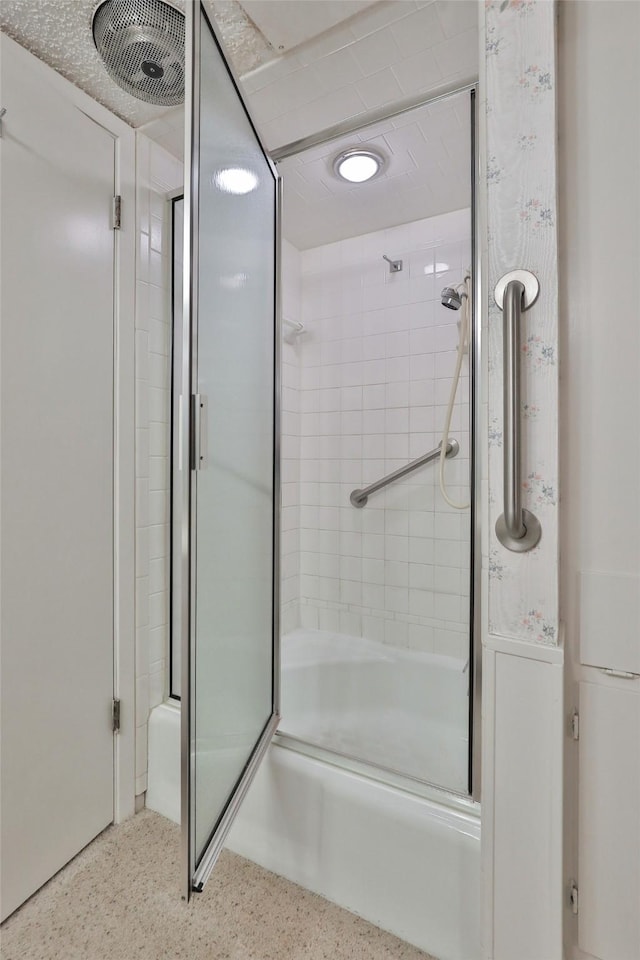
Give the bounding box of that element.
[558,3,640,958]
[134,135,183,796]
[289,210,472,656]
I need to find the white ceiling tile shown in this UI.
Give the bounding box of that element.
[296,140,341,165]
[242,53,305,93]
[239,1,376,53]
[355,67,405,110]
[288,170,334,204]
[263,64,333,119]
[348,1,418,41]
[295,24,359,67]
[432,27,479,79]
[383,123,429,160]
[355,118,398,141]
[389,3,446,58]
[242,2,476,153]
[433,0,479,40]
[382,151,419,181]
[350,27,403,77]
[281,92,470,250]
[390,49,443,98]
[309,48,364,94]
[296,84,368,135]
[249,79,295,125]
[419,104,463,138]
[300,155,339,191]
[259,114,306,152]
[441,128,470,160]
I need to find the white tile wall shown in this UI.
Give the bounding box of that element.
[135,134,182,795]
[280,239,302,635]
[289,208,472,660]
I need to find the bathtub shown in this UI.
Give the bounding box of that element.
[146,628,481,960]
[279,628,470,794]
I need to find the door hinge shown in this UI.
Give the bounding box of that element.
[112,698,121,733]
[571,709,579,740]
[569,881,579,915]
[112,195,122,230]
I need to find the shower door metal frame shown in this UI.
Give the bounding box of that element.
[273,82,482,805]
[470,87,482,804]
[180,1,282,902]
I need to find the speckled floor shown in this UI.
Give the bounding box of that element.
[1,809,436,960]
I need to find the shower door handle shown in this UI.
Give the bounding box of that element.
[494,270,542,552]
[190,394,207,470]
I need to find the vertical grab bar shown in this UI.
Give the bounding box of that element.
[494,270,542,552]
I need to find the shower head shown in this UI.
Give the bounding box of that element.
[441,286,463,310]
[92,0,185,106]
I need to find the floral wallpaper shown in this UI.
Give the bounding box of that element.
[483,0,559,644]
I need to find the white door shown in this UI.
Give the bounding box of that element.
[1,36,116,920]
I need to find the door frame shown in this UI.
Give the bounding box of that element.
[180,2,281,900]
[1,37,138,824]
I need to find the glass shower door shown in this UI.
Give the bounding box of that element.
[180,2,280,899]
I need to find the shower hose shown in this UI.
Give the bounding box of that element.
[439,274,471,510]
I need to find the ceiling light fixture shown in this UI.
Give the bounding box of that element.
[333,147,385,184]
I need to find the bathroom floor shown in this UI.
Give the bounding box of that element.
[0,810,436,960]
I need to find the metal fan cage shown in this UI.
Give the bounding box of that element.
[92,0,185,106]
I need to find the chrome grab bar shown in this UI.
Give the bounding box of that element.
[493,270,542,551]
[350,439,459,508]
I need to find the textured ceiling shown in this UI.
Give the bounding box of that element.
[0,0,275,127]
[280,91,471,249]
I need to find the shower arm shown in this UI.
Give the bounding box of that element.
[493,270,542,551]
[350,439,459,508]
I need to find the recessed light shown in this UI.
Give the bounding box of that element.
[333,148,385,184]
[214,168,258,195]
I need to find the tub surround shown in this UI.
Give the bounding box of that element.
[283,208,472,660]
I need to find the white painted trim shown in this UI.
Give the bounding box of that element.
[481,644,564,960]
[112,127,137,824]
[2,37,137,822]
[484,633,565,665]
